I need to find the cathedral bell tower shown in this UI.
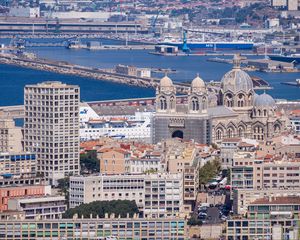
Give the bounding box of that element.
[156,74,176,113]
[188,74,208,114]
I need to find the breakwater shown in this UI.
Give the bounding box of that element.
[0,53,190,93]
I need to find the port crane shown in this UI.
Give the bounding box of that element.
[150,10,161,35]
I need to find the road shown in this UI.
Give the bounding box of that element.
[206,207,221,224]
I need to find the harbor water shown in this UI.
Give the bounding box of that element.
[0,42,299,106]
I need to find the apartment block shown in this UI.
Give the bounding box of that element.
[144,173,183,218]
[0,217,186,240]
[0,152,36,179]
[0,176,45,187]
[69,173,184,218]
[0,184,51,211]
[220,138,241,169]
[0,118,23,153]
[231,150,300,190]
[227,196,300,240]
[233,188,300,215]
[7,196,66,220]
[69,174,145,209]
[162,139,200,213]
[128,158,161,174]
[23,81,80,183]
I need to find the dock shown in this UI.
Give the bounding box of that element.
[281,79,300,87]
[25,42,154,50]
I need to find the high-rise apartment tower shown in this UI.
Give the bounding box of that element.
[24,81,80,184]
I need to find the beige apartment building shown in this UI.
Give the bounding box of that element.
[231,150,300,190]
[163,139,200,213]
[233,188,300,215]
[0,118,23,153]
[98,147,130,174]
[23,81,80,184]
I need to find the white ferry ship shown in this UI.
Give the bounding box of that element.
[79,105,153,142]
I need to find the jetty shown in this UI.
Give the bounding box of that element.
[281,79,300,87]
[0,53,190,93]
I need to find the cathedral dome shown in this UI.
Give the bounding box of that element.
[191,74,206,90]
[160,75,173,88]
[254,93,276,107]
[221,68,253,93]
[221,54,253,93]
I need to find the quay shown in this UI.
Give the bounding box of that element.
[24,42,154,50]
[0,53,190,93]
[281,79,300,87]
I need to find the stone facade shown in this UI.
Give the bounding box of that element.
[153,55,287,144]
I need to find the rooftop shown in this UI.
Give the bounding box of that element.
[251,196,300,205]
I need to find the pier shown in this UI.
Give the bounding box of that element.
[0,53,190,93]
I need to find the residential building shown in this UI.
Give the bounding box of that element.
[0,152,36,179]
[227,218,300,240]
[290,116,300,134]
[69,174,145,210]
[0,176,46,187]
[0,118,23,153]
[98,147,130,174]
[7,196,66,220]
[143,173,183,218]
[220,138,241,168]
[69,173,184,218]
[0,217,186,240]
[227,197,300,240]
[162,139,200,213]
[23,81,80,184]
[233,188,300,215]
[231,150,300,190]
[128,157,161,174]
[0,184,51,211]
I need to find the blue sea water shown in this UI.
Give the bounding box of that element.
[0,42,299,106]
[0,64,154,106]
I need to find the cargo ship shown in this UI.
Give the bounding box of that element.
[268,54,300,65]
[158,37,254,51]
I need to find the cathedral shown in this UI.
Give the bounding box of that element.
[152,55,288,144]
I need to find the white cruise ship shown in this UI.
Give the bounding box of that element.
[79,105,153,142]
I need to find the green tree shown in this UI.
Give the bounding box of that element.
[57,177,69,206]
[80,150,100,173]
[63,200,139,218]
[198,159,221,187]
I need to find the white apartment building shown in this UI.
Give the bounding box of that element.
[144,173,183,218]
[70,174,145,209]
[24,81,80,184]
[127,158,161,174]
[69,173,183,218]
[0,118,23,153]
[7,195,66,219]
